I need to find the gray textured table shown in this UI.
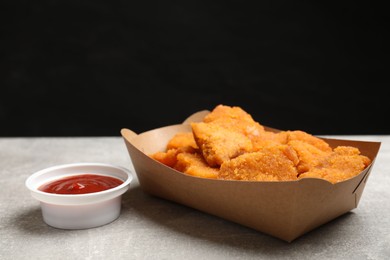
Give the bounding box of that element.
[1,136,389,260]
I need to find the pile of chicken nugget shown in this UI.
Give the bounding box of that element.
[150,104,371,184]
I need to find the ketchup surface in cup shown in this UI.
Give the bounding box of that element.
[38,174,124,194]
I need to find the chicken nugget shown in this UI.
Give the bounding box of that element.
[150,132,198,167]
[287,130,332,152]
[150,149,180,168]
[219,145,299,181]
[167,132,198,151]
[191,122,253,167]
[204,104,256,123]
[203,104,265,139]
[251,131,289,150]
[298,146,371,183]
[174,152,219,179]
[288,140,332,174]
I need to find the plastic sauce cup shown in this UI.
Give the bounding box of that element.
[25,162,133,229]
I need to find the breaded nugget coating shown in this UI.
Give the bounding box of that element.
[219,145,299,181]
[251,131,289,150]
[151,149,180,168]
[208,118,265,140]
[287,130,332,152]
[288,140,332,174]
[174,152,219,179]
[191,122,253,167]
[298,146,371,183]
[203,104,265,139]
[167,132,198,150]
[151,145,197,168]
[204,104,256,123]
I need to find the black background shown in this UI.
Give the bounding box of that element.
[1,1,388,137]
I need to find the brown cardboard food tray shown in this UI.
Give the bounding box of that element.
[121,110,381,242]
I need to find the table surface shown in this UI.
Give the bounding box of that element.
[1,135,389,260]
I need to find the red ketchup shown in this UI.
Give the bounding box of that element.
[38,174,124,194]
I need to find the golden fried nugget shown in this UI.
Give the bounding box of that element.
[288,140,332,174]
[167,132,198,150]
[191,122,253,167]
[204,104,256,123]
[298,146,371,183]
[203,104,265,139]
[287,130,332,152]
[150,143,197,168]
[334,146,371,158]
[219,145,299,181]
[174,152,219,179]
[210,118,266,140]
[251,131,289,150]
[151,149,180,168]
